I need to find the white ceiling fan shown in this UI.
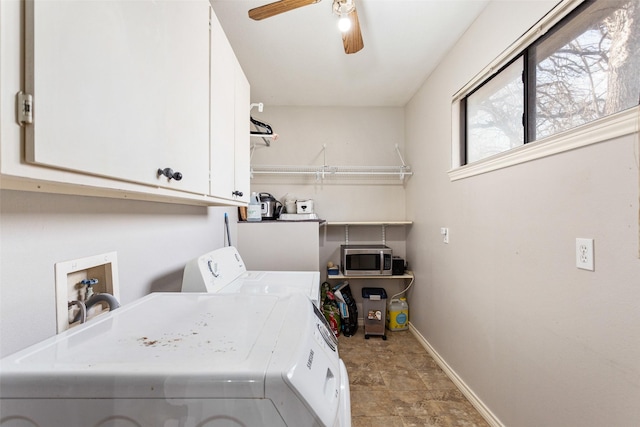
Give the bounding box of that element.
[248,0,364,54]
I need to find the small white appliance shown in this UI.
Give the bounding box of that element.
[181,246,321,307]
[0,292,351,426]
[296,199,314,213]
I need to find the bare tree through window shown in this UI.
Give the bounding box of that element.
[465,0,640,164]
[533,0,640,140]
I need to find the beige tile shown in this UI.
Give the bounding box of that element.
[350,390,396,417]
[387,391,443,417]
[352,416,405,427]
[380,369,428,391]
[429,401,490,426]
[405,352,440,370]
[401,414,474,427]
[348,369,387,391]
[338,329,489,426]
[418,369,460,393]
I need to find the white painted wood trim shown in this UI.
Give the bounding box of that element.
[449,106,639,181]
[452,0,585,102]
[409,323,505,427]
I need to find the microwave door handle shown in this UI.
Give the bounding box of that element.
[379,250,384,274]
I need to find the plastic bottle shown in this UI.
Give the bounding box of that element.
[386,297,409,331]
[247,192,262,222]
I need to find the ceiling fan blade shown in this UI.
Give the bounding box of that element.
[342,7,363,54]
[249,0,320,21]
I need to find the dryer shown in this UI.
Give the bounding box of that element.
[0,292,351,426]
[181,246,321,307]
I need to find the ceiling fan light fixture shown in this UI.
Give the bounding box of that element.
[248,0,362,54]
[338,14,351,32]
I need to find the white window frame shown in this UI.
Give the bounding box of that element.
[448,0,640,181]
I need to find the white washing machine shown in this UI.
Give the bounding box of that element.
[0,292,351,426]
[181,246,321,307]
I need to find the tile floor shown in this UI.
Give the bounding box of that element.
[338,328,489,427]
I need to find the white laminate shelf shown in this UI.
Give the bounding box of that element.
[326,271,414,280]
[326,221,412,226]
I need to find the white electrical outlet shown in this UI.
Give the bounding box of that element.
[440,227,449,244]
[576,238,594,271]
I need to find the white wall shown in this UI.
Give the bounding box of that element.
[405,1,640,426]
[0,189,236,357]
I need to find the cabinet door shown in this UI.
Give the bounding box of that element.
[209,10,250,203]
[233,61,250,203]
[209,10,236,199]
[24,0,210,194]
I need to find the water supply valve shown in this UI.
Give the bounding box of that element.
[80,278,99,299]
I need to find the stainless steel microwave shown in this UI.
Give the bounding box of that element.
[340,244,393,276]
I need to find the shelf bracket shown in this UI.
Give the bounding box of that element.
[394,144,407,166]
[395,144,408,182]
[249,102,264,112]
[342,224,386,244]
[322,144,327,180]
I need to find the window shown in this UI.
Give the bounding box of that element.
[460,0,640,166]
[466,57,524,163]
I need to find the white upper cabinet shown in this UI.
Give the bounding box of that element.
[24,0,210,194]
[233,62,250,204]
[209,10,236,200]
[209,11,249,203]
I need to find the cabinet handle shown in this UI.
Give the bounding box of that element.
[157,167,183,181]
[232,190,243,197]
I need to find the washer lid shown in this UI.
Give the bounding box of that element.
[0,293,287,399]
[225,270,321,306]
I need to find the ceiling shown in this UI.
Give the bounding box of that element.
[210,0,489,107]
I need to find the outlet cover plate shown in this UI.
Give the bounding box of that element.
[576,238,594,271]
[440,227,449,244]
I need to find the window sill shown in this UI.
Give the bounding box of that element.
[448,106,639,181]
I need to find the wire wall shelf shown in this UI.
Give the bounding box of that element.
[250,144,412,183]
[250,165,412,181]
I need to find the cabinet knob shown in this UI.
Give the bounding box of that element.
[157,167,183,181]
[232,190,243,197]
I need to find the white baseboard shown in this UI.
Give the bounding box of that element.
[409,324,504,427]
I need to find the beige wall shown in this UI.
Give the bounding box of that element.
[0,0,237,358]
[249,106,407,221]
[0,190,235,357]
[2,1,639,424]
[248,106,409,286]
[405,1,640,426]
